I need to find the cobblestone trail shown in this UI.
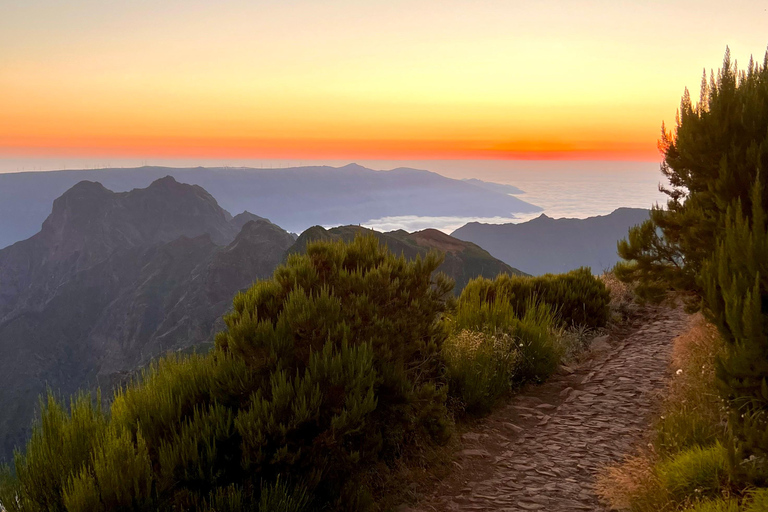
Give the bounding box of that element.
[412,306,690,511]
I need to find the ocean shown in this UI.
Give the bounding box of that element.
[358,159,669,233]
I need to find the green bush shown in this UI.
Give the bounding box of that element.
[683,489,768,512]
[702,180,768,485]
[655,403,727,458]
[744,488,768,512]
[460,267,610,329]
[616,49,768,302]
[657,443,729,502]
[684,497,741,512]
[443,329,520,414]
[445,291,559,415]
[0,235,455,511]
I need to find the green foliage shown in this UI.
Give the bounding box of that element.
[63,428,153,512]
[443,329,520,415]
[655,403,727,458]
[657,443,729,502]
[701,179,768,485]
[744,488,768,511]
[683,490,768,512]
[459,267,610,329]
[256,478,309,512]
[445,289,560,414]
[616,48,768,302]
[0,393,107,512]
[0,235,454,511]
[684,497,741,512]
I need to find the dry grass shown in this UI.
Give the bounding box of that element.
[596,452,661,511]
[601,271,640,325]
[669,313,723,392]
[656,314,728,457]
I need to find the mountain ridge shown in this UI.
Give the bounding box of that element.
[451,207,651,276]
[0,165,541,249]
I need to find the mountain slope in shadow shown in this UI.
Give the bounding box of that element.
[451,208,651,275]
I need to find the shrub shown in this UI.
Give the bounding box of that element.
[702,179,768,485]
[743,488,768,512]
[684,497,741,512]
[443,329,520,415]
[0,392,107,512]
[460,267,610,329]
[445,291,559,415]
[656,443,729,502]
[683,490,768,512]
[0,235,455,511]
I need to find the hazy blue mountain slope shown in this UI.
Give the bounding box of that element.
[0,164,540,249]
[451,208,651,275]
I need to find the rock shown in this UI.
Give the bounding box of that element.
[591,335,611,352]
[460,449,490,458]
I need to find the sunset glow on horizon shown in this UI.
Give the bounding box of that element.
[2,0,767,163]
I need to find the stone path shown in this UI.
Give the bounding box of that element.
[411,305,689,511]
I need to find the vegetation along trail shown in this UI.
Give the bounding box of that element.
[411,304,689,512]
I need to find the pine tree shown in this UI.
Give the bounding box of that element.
[702,179,768,485]
[616,48,768,301]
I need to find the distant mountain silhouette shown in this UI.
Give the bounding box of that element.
[0,164,541,249]
[451,208,651,275]
[0,177,519,461]
[290,225,526,292]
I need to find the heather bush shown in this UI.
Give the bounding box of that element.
[460,267,610,328]
[0,235,454,512]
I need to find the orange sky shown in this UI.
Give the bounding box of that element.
[1,1,767,163]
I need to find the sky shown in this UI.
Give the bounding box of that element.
[1,0,767,165]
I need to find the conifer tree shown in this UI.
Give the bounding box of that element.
[702,179,768,484]
[616,48,768,301]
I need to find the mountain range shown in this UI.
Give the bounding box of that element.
[0,164,541,250]
[0,176,518,461]
[451,208,651,276]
